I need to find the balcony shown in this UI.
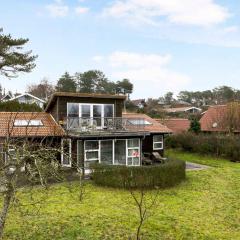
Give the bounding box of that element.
[64,117,146,135]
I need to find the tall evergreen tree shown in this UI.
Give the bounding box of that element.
[0,28,37,78]
[56,72,76,92]
[116,79,133,95]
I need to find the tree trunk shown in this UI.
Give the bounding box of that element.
[0,186,13,239]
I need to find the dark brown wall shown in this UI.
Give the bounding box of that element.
[49,96,124,122]
[142,134,164,156]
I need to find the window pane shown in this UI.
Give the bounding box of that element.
[86,151,99,160]
[62,140,70,165]
[93,105,102,126]
[153,135,163,142]
[128,139,139,148]
[128,149,139,157]
[67,103,79,117]
[104,105,113,118]
[133,157,140,166]
[115,140,126,165]
[101,140,113,164]
[127,157,132,166]
[154,143,163,149]
[85,141,99,150]
[81,105,90,118]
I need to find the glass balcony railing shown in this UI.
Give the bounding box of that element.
[64,117,146,133]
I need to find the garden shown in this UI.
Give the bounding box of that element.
[2,150,240,240]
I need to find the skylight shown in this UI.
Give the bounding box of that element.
[128,119,152,125]
[14,120,43,126]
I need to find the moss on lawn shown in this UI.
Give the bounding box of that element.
[3,150,240,239]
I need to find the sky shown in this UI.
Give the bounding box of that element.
[1,0,240,98]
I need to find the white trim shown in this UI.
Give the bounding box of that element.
[61,138,72,167]
[153,135,163,150]
[83,138,141,167]
[10,93,45,103]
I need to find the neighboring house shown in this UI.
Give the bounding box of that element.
[200,105,228,132]
[0,112,64,160]
[158,118,191,134]
[165,106,202,114]
[45,92,172,171]
[8,93,46,108]
[131,99,146,109]
[1,93,12,102]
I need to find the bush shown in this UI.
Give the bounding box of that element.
[90,159,186,189]
[166,132,240,162]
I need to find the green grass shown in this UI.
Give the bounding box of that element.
[3,150,240,239]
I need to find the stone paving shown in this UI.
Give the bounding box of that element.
[186,162,210,171]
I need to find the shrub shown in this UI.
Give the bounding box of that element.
[166,132,240,162]
[90,159,186,189]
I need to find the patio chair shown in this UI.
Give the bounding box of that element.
[151,152,167,164]
[142,153,152,165]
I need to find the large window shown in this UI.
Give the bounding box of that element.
[83,138,141,167]
[114,140,126,165]
[67,103,114,129]
[61,139,71,167]
[101,140,113,165]
[153,135,163,150]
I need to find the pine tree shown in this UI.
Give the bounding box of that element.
[56,72,76,92]
[0,28,37,78]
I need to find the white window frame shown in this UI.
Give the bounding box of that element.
[61,138,72,167]
[67,103,114,129]
[153,135,163,150]
[127,139,141,166]
[84,140,100,162]
[83,138,141,167]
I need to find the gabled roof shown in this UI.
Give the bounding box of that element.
[45,92,126,112]
[0,112,65,137]
[10,93,45,103]
[1,94,12,101]
[158,118,190,134]
[200,105,228,132]
[131,99,145,105]
[123,112,172,133]
[164,106,202,113]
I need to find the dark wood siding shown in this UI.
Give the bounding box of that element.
[142,134,164,156]
[49,96,124,121]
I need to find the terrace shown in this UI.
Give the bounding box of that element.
[64,117,149,135]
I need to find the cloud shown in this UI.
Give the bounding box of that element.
[46,0,69,17]
[93,51,190,97]
[222,26,238,34]
[75,6,89,14]
[103,0,230,27]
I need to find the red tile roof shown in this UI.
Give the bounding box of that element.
[123,113,172,133]
[200,105,228,132]
[0,112,65,137]
[157,118,190,134]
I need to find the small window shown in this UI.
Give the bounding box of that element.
[14,120,43,126]
[153,135,163,150]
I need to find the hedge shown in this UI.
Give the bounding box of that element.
[166,132,240,162]
[90,159,186,189]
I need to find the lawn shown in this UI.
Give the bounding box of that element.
[3,150,240,240]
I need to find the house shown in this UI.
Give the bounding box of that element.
[131,99,146,109]
[0,112,64,160]
[164,106,202,114]
[158,118,191,134]
[8,93,46,108]
[200,105,229,132]
[45,92,172,171]
[1,93,12,102]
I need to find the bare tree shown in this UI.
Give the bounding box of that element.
[129,188,159,240]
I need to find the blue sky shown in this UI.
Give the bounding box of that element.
[1,0,240,98]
